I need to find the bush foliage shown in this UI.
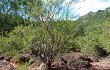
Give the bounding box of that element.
[0,6,110,58]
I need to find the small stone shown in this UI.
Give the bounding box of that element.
[19,56,30,62]
[0,55,4,60]
[5,56,12,61]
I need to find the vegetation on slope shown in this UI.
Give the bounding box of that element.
[73,7,110,57]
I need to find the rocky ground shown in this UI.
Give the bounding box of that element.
[0,52,110,70]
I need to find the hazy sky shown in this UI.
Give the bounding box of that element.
[44,0,110,20]
[66,0,110,16]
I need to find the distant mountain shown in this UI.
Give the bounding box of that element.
[76,7,110,24]
[73,7,110,32]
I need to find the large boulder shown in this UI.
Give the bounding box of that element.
[52,52,96,70]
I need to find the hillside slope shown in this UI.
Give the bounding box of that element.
[73,7,110,57]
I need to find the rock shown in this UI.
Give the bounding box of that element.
[10,62,18,69]
[0,60,16,70]
[19,54,30,63]
[51,61,59,68]
[81,56,98,62]
[5,56,12,61]
[27,57,43,70]
[27,61,45,70]
[0,55,4,60]
[53,52,92,70]
[19,56,30,63]
[6,64,16,70]
[68,60,91,70]
[55,52,85,64]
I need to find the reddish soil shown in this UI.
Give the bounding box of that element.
[0,52,110,70]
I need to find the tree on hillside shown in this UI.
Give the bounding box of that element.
[0,0,85,68]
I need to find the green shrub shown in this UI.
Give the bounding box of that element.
[0,21,78,57]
